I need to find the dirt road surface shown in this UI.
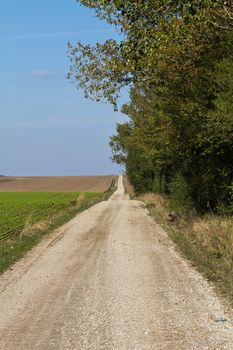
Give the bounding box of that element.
[0,176,233,349]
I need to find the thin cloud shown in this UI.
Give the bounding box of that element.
[32,69,49,77]
[0,29,111,41]
[0,117,81,128]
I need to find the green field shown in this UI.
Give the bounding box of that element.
[0,192,103,243]
[0,191,108,273]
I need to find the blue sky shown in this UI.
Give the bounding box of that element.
[0,1,127,176]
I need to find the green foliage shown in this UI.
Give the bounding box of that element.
[228,184,233,213]
[70,1,233,213]
[168,174,193,210]
[108,15,233,212]
[68,1,233,107]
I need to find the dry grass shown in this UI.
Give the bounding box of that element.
[138,192,233,305]
[193,216,233,252]
[0,176,116,192]
[139,193,165,207]
[123,176,134,196]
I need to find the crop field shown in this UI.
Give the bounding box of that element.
[0,176,116,246]
[0,176,116,192]
[0,192,103,243]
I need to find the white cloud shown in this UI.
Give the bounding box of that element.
[32,69,49,77]
[0,30,111,41]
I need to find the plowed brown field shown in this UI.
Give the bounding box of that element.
[0,176,116,192]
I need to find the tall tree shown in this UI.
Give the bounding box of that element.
[69,0,233,211]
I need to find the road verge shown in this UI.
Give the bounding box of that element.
[138,192,233,307]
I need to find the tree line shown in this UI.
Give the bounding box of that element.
[68,1,233,213]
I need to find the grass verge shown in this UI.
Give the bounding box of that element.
[138,193,233,306]
[0,180,116,273]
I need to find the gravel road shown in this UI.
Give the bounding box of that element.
[0,176,233,349]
